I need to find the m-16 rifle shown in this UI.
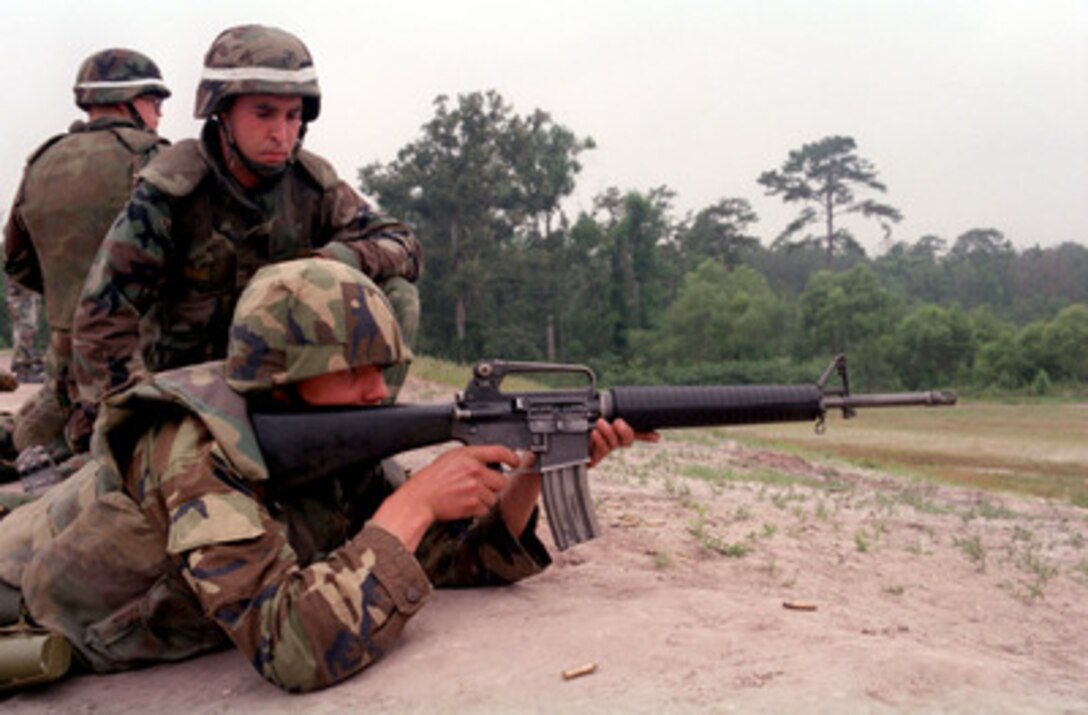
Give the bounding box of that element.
[251,355,956,550]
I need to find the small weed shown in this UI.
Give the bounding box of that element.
[770,487,806,510]
[708,539,753,558]
[683,464,734,484]
[874,492,899,516]
[687,516,705,541]
[823,479,854,494]
[664,477,691,499]
[882,584,905,596]
[898,487,950,515]
[1011,525,1034,543]
[906,541,932,556]
[1009,542,1058,602]
[763,558,779,578]
[954,534,986,571]
[652,550,672,569]
[973,499,1016,521]
[854,529,871,553]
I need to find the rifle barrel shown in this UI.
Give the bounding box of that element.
[604,385,825,432]
[823,390,958,410]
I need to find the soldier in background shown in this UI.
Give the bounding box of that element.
[69,24,422,456]
[2,49,171,480]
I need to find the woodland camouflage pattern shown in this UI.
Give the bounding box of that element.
[225,258,410,393]
[73,48,170,108]
[196,24,320,120]
[69,124,421,449]
[0,259,546,691]
[3,281,42,381]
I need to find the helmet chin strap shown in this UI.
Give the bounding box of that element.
[216,113,305,181]
[124,102,148,131]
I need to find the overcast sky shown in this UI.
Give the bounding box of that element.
[2,0,1085,255]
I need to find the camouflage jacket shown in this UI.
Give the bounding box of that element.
[3,116,167,331]
[70,122,423,440]
[0,363,548,691]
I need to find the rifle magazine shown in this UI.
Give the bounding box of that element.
[540,464,599,551]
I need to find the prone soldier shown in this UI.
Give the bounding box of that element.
[0,258,647,692]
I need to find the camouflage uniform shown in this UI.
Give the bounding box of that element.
[2,49,170,456]
[0,260,546,692]
[3,281,42,382]
[69,25,421,452]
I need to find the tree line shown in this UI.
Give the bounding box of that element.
[358,90,1087,395]
[7,91,1082,395]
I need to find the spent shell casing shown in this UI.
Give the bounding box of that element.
[561,662,598,680]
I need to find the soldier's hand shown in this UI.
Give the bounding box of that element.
[403,445,518,522]
[588,418,659,468]
[372,445,519,551]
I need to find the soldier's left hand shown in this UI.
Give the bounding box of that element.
[588,418,659,468]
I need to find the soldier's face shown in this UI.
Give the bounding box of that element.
[296,365,390,406]
[224,94,304,167]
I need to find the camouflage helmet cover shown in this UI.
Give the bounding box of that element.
[73,48,171,108]
[226,258,411,394]
[196,24,321,121]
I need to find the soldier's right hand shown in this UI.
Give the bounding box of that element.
[405,445,517,521]
[370,445,518,552]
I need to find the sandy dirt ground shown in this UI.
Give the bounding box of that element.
[2,368,1086,714]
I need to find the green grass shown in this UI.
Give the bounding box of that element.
[719,401,1088,507]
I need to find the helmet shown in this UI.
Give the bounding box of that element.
[196,24,321,121]
[73,48,170,108]
[226,259,411,394]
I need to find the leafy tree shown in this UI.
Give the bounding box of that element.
[873,234,951,306]
[358,91,592,361]
[595,188,674,356]
[1016,321,1051,379]
[799,264,901,388]
[634,261,789,364]
[673,198,760,271]
[554,214,615,362]
[973,331,1033,389]
[744,241,842,298]
[1041,304,1088,381]
[1011,242,1088,322]
[944,228,1015,314]
[758,135,902,268]
[800,264,897,352]
[502,109,595,238]
[892,304,976,389]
